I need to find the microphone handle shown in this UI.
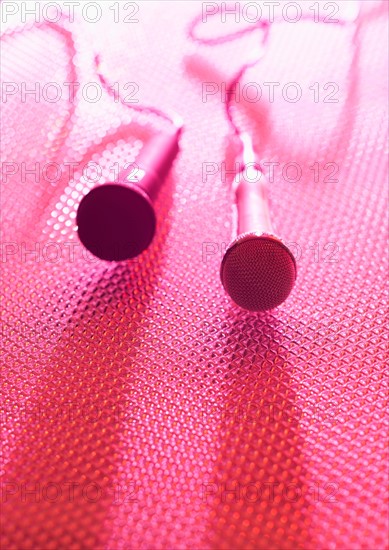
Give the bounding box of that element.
[118,128,181,201]
[235,168,274,235]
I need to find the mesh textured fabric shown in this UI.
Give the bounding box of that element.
[1,2,388,549]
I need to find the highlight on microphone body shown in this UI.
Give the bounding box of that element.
[76,128,181,261]
[220,160,297,312]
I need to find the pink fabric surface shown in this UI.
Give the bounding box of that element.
[1,2,388,549]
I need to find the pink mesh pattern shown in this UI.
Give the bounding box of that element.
[1,2,388,549]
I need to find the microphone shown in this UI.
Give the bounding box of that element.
[220,134,297,311]
[77,127,181,261]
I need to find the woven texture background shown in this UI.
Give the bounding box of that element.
[1,1,388,549]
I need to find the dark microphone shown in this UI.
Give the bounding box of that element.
[77,127,181,261]
[220,134,297,311]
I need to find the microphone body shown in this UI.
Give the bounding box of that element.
[221,166,297,312]
[77,128,181,261]
[235,165,273,235]
[125,129,181,201]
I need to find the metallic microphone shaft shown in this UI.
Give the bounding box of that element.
[121,127,181,201]
[235,167,274,235]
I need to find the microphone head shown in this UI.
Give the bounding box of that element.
[220,232,297,312]
[76,183,156,261]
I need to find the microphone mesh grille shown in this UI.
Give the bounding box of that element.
[221,234,297,311]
